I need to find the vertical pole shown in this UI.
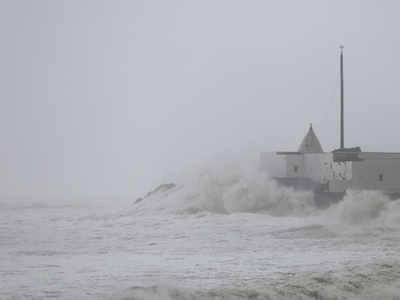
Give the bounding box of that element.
[340,45,344,149]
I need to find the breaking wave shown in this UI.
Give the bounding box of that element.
[321,190,400,232]
[132,157,400,229]
[133,158,315,216]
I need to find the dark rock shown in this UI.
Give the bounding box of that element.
[145,183,176,198]
[134,183,176,204]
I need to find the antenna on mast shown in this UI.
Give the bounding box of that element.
[340,45,344,149]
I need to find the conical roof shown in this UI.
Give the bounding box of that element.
[298,124,324,153]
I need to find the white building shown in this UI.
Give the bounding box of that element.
[260,48,400,203]
[260,125,400,200]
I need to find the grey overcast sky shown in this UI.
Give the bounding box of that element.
[1,0,399,201]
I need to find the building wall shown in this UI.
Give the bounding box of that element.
[351,157,400,193]
[304,153,351,183]
[286,155,305,177]
[259,152,286,177]
[303,153,331,183]
[260,152,352,190]
[261,150,400,193]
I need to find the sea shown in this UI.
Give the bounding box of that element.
[1,159,400,300]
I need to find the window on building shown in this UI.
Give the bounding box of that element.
[294,165,298,173]
[379,174,383,182]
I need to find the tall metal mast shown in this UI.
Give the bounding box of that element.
[340,45,344,149]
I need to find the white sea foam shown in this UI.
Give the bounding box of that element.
[112,262,400,300]
[318,190,400,235]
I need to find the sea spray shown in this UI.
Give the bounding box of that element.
[338,190,389,225]
[318,190,400,233]
[133,156,316,216]
[134,154,400,231]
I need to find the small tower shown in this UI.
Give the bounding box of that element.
[298,124,324,153]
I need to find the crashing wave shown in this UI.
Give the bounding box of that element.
[132,158,316,216]
[131,157,400,234]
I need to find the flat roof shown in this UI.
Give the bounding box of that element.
[276,151,302,155]
[334,151,400,162]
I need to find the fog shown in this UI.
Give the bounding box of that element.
[1,0,399,202]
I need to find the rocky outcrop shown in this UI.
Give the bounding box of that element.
[134,197,143,204]
[134,183,176,204]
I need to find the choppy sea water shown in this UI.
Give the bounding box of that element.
[1,163,400,299]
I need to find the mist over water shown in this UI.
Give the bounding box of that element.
[2,1,400,299]
[2,156,400,300]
